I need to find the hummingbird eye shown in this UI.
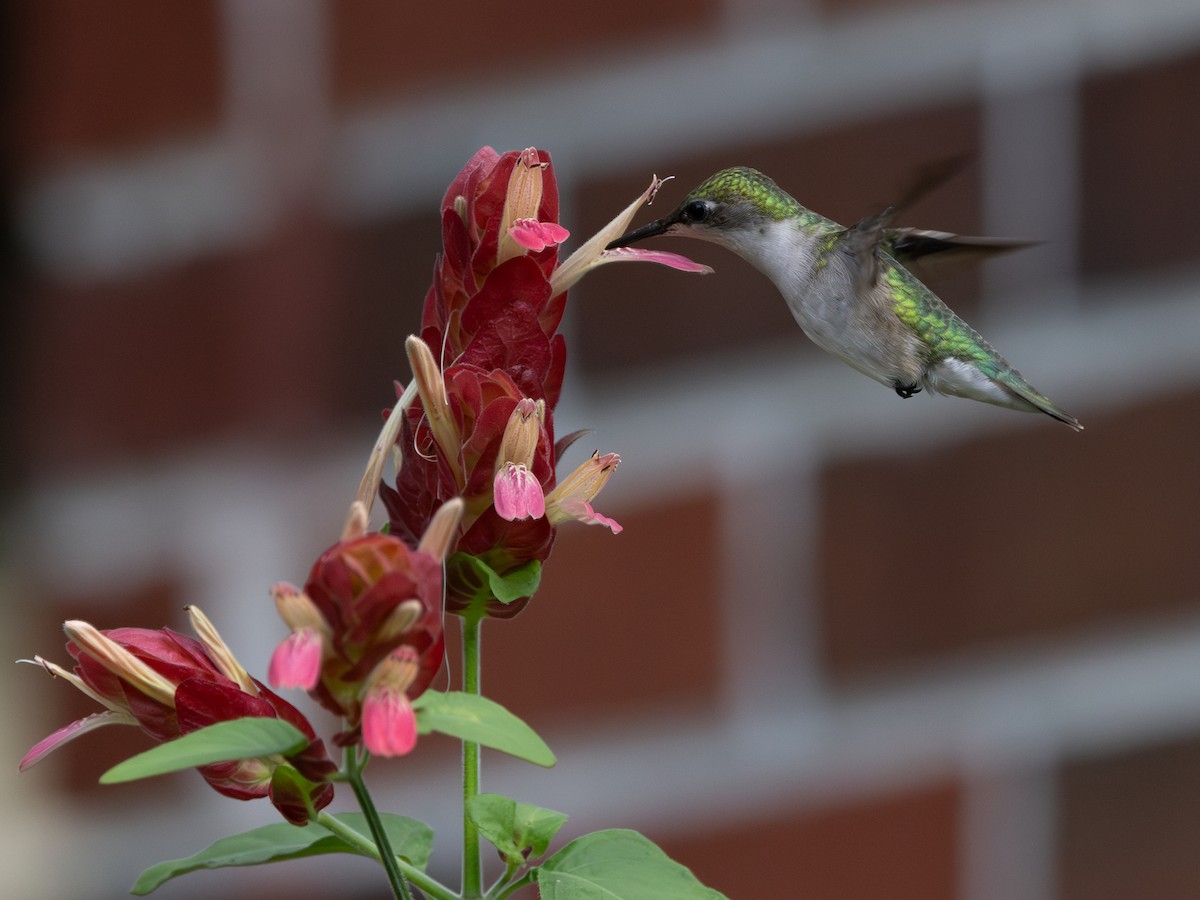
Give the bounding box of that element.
[681,199,713,224]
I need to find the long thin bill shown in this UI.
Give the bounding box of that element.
[605,218,671,249]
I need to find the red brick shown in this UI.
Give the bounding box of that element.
[1081,48,1200,277]
[329,1,721,104]
[660,780,960,900]
[571,102,983,375]
[21,214,344,473]
[13,0,222,170]
[818,388,1200,679]
[1060,735,1200,900]
[336,210,443,411]
[443,490,725,726]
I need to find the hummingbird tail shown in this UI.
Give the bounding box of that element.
[998,371,1084,431]
[927,359,1083,431]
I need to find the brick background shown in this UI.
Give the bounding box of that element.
[1060,735,1200,900]
[818,387,1200,680]
[22,214,345,473]
[662,781,961,900]
[328,0,722,104]
[1080,48,1200,278]
[6,3,1200,899]
[13,0,222,170]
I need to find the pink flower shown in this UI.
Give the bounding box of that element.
[360,647,421,757]
[508,218,570,252]
[493,463,546,521]
[546,452,623,534]
[267,623,324,690]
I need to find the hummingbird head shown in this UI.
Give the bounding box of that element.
[606,167,805,252]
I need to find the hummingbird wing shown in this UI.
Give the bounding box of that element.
[885,228,1039,283]
[843,207,898,294]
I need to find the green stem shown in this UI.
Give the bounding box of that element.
[462,612,484,898]
[492,870,536,900]
[483,858,523,900]
[315,809,453,900]
[346,745,415,900]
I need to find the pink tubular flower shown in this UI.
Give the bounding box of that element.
[493,463,546,520]
[20,607,335,825]
[492,398,547,521]
[546,452,623,534]
[267,621,325,690]
[270,500,462,753]
[360,647,421,757]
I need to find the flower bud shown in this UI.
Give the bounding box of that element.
[22,611,335,824]
[406,335,462,487]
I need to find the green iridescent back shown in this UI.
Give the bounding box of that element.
[884,261,1002,374]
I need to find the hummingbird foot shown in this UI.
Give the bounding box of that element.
[893,381,922,399]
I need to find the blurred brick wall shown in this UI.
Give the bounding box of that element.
[5,2,1200,899]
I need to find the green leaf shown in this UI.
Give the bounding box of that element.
[101,718,309,784]
[412,690,555,767]
[131,813,432,895]
[448,552,542,605]
[466,792,568,864]
[534,829,727,900]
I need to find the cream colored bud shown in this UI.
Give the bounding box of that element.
[271,583,328,635]
[418,497,464,560]
[187,606,256,693]
[342,500,370,542]
[377,599,424,644]
[406,335,463,487]
[496,397,543,472]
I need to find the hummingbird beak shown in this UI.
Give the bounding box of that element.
[605,216,675,250]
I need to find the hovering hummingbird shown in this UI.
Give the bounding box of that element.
[606,167,1082,430]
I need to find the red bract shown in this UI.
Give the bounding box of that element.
[423,147,566,381]
[20,609,335,825]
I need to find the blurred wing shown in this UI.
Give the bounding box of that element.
[885,228,1039,282]
[844,206,897,293]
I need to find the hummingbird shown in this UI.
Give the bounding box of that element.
[606,167,1082,431]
